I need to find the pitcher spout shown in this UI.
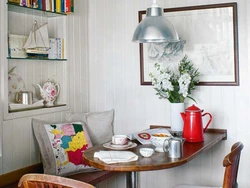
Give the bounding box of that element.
[180,112,186,121]
[36,84,43,95]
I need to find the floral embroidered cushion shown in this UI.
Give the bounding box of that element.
[32,119,98,176]
[65,109,115,145]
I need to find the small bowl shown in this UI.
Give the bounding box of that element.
[139,148,154,157]
[151,133,171,152]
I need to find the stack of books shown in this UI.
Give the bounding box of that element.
[48,38,65,59]
[8,0,74,14]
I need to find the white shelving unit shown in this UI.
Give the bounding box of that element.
[4,3,70,120]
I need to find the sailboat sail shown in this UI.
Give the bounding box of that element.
[23,21,50,57]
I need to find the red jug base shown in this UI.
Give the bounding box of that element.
[184,138,204,142]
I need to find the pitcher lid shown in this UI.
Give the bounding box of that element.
[185,104,202,112]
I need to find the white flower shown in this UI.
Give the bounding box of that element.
[149,55,199,103]
[162,79,173,91]
[178,73,191,97]
[153,82,161,90]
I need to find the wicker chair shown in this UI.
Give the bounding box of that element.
[18,173,95,188]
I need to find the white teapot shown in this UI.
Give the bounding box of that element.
[36,80,60,107]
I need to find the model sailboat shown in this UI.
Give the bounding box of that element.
[23,20,50,57]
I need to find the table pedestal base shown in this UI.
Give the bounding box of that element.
[127,171,139,188]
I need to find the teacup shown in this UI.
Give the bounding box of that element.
[112,135,128,145]
[151,133,172,152]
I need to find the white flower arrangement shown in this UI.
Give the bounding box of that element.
[149,55,200,103]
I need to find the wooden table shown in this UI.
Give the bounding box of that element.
[83,126,227,188]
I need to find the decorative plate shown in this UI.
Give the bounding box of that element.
[109,141,133,148]
[103,142,137,150]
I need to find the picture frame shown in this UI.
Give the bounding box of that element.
[139,3,239,86]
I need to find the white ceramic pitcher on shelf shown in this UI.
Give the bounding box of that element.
[36,80,60,107]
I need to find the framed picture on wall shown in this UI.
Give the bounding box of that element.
[139,3,239,86]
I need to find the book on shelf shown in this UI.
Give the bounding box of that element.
[51,0,54,12]
[56,38,64,59]
[26,0,31,7]
[19,0,26,6]
[61,0,65,13]
[127,128,172,145]
[42,0,46,10]
[48,37,64,59]
[70,0,74,13]
[65,0,70,13]
[56,0,61,13]
[37,0,42,9]
[53,0,56,12]
[32,0,38,8]
[46,0,51,11]
[8,0,20,4]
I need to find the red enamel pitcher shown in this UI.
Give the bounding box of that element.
[181,105,212,142]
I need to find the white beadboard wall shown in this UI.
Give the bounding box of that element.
[0,0,91,174]
[0,0,250,188]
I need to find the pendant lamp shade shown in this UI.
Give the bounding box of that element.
[132,1,179,43]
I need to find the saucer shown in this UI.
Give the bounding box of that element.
[103,141,137,150]
[110,142,133,148]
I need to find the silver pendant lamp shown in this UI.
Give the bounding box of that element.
[132,0,179,43]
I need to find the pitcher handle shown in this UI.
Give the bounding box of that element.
[202,113,212,132]
[55,83,60,97]
[15,92,21,103]
[163,138,170,153]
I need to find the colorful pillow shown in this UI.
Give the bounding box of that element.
[32,119,98,176]
[65,109,115,145]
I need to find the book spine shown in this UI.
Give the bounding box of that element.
[51,0,54,12]
[42,0,46,11]
[65,0,70,13]
[37,0,42,9]
[8,0,20,4]
[62,38,64,59]
[70,0,74,13]
[45,0,50,11]
[61,0,65,13]
[32,0,38,8]
[53,0,56,12]
[56,38,63,59]
[20,0,26,6]
[56,0,61,13]
[49,0,52,11]
[26,0,31,7]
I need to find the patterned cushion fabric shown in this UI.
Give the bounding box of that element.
[65,109,115,145]
[32,119,98,176]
